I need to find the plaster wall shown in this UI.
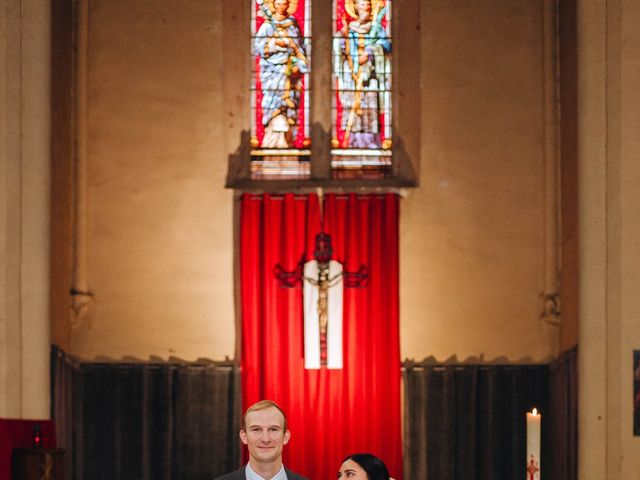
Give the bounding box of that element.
[63,0,235,360]
[400,0,558,362]
[53,0,558,363]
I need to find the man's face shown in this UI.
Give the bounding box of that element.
[239,406,291,466]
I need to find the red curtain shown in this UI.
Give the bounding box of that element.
[240,192,402,480]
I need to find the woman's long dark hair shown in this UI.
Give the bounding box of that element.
[343,453,390,480]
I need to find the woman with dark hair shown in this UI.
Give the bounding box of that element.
[337,453,392,480]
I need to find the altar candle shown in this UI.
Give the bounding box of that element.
[526,408,541,479]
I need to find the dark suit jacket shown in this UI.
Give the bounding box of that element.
[214,464,309,480]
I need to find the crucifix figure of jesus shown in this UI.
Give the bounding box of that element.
[303,233,344,369]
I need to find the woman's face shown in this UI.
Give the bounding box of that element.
[338,459,368,480]
[356,0,372,21]
[274,0,289,15]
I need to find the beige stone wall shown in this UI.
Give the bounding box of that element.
[1,0,51,418]
[617,1,640,472]
[401,0,559,362]
[52,0,559,363]
[60,0,236,360]
[578,0,640,477]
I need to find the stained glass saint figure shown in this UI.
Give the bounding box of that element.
[332,0,391,172]
[253,0,309,149]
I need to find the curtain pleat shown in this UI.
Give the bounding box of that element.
[51,347,240,480]
[51,345,78,479]
[174,365,241,480]
[403,367,428,478]
[404,363,551,480]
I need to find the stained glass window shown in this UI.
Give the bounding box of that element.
[251,0,312,179]
[332,0,392,178]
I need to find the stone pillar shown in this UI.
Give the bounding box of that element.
[576,0,608,477]
[0,0,51,419]
[578,0,640,477]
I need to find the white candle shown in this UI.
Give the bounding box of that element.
[526,408,541,480]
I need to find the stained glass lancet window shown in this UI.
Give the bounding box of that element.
[251,0,311,179]
[332,0,392,178]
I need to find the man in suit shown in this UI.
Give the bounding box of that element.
[215,399,309,480]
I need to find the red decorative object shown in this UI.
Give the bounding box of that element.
[32,424,42,448]
[527,455,540,480]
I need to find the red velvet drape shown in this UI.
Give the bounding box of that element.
[240,193,402,480]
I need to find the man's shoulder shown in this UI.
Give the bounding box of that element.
[213,465,246,480]
[284,467,309,480]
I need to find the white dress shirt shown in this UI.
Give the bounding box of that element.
[245,463,288,480]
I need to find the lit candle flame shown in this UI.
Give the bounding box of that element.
[532,408,538,416]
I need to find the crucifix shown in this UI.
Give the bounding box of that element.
[274,231,367,369]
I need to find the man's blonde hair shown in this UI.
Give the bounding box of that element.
[242,399,288,431]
